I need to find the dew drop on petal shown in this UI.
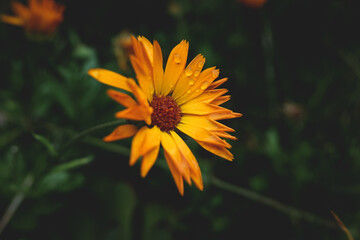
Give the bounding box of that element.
[174,54,182,64]
[198,61,205,68]
[188,78,195,85]
[200,81,210,90]
[194,70,200,77]
[195,89,200,93]
[212,69,219,78]
[187,89,192,94]
[185,67,193,76]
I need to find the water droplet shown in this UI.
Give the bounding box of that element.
[212,69,219,78]
[200,81,210,90]
[150,87,154,95]
[195,89,200,93]
[185,67,193,76]
[188,78,195,85]
[194,70,200,77]
[174,54,181,64]
[187,89,192,94]
[198,61,205,68]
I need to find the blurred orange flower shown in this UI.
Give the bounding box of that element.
[1,0,65,35]
[88,36,242,195]
[238,0,267,8]
[113,30,134,71]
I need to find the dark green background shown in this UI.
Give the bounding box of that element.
[1,0,359,239]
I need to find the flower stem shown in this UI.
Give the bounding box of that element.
[0,174,34,236]
[61,119,125,153]
[211,176,338,229]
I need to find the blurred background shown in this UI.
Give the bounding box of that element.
[1,0,360,239]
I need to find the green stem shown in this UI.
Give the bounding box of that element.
[0,174,34,236]
[61,119,125,153]
[211,177,338,230]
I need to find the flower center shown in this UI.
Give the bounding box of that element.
[150,96,181,132]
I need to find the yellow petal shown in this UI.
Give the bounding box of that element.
[181,115,235,133]
[183,89,228,105]
[172,54,205,100]
[0,15,24,26]
[88,68,133,93]
[170,131,203,191]
[115,105,151,124]
[140,144,160,177]
[181,102,230,116]
[129,55,154,101]
[131,36,153,75]
[153,40,164,95]
[103,124,138,142]
[212,131,237,141]
[129,126,147,166]
[196,140,234,161]
[211,95,231,105]
[106,89,137,108]
[177,122,231,148]
[138,36,153,65]
[164,150,184,196]
[176,67,219,104]
[210,111,243,120]
[161,40,189,96]
[207,78,228,90]
[11,2,30,19]
[161,131,191,182]
[130,126,160,166]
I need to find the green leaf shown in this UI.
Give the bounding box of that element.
[33,133,57,156]
[51,155,94,172]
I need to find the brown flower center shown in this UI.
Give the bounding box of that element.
[150,96,181,132]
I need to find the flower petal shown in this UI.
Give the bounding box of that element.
[0,15,24,26]
[210,111,243,120]
[140,144,160,177]
[139,126,161,177]
[211,95,231,105]
[129,55,154,101]
[172,54,205,100]
[129,126,148,166]
[114,105,150,124]
[176,67,220,104]
[161,40,189,96]
[170,131,203,191]
[129,126,160,166]
[161,131,191,183]
[181,115,235,133]
[181,102,230,116]
[164,150,184,195]
[103,124,138,142]
[177,122,231,148]
[207,78,228,90]
[106,89,137,108]
[196,140,234,161]
[153,40,164,95]
[11,2,31,19]
[137,36,153,65]
[88,68,133,93]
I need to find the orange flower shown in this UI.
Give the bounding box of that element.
[238,0,267,8]
[1,0,65,35]
[88,36,242,195]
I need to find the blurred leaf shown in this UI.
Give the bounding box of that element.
[33,133,57,156]
[113,182,137,240]
[51,155,94,172]
[36,171,85,195]
[143,204,174,240]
